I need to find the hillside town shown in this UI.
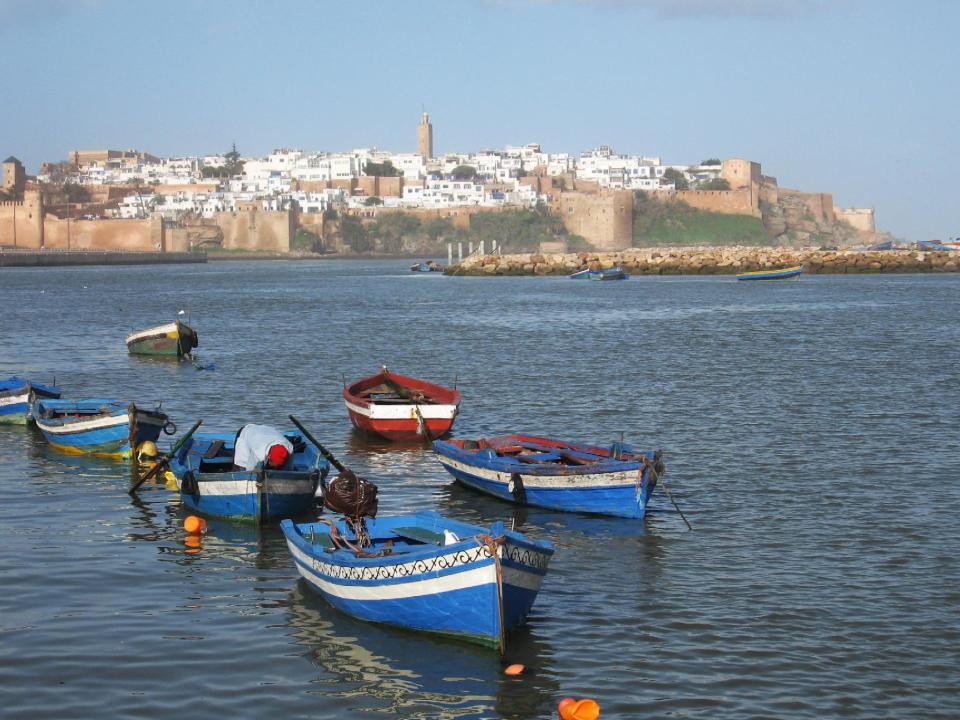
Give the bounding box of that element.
[1,112,880,255]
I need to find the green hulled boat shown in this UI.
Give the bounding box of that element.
[125,320,199,359]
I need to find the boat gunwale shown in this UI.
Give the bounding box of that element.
[343,369,462,410]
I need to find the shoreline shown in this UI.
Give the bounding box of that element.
[445,246,960,276]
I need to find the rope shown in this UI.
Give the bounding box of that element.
[476,533,507,653]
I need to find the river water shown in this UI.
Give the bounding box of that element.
[1,260,958,719]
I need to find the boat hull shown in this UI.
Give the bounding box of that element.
[344,399,458,441]
[736,265,803,281]
[0,378,60,424]
[282,514,552,649]
[178,472,320,522]
[0,390,30,425]
[126,321,198,358]
[433,436,660,519]
[169,431,329,524]
[33,400,167,459]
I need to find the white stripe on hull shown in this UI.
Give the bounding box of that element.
[288,542,497,601]
[125,323,178,345]
[439,456,638,489]
[0,392,29,408]
[36,413,128,435]
[344,399,457,421]
[501,564,547,592]
[180,477,314,496]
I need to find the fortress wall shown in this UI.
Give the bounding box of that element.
[213,208,292,252]
[42,216,161,251]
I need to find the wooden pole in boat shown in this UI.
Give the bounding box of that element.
[289,415,346,474]
[643,455,692,530]
[129,420,203,495]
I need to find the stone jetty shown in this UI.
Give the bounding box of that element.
[446,246,960,276]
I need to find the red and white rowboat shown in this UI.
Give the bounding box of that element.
[342,367,461,441]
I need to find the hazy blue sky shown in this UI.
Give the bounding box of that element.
[1,0,956,239]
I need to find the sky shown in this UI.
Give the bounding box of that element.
[1,0,957,239]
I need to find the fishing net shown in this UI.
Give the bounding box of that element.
[323,469,379,521]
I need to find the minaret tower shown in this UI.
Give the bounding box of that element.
[417,111,433,159]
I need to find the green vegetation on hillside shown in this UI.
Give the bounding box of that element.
[632,192,769,246]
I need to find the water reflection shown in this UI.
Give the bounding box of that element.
[284,583,558,719]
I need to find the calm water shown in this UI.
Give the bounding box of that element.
[1,260,958,719]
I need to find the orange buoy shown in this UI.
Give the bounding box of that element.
[503,663,525,676]
[567,699,600,720]
[558,698,576,719]
[184,515,207,534]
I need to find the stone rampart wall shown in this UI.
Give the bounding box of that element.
[42,216,162,251]
[448,247,960,276]
[671,188,759,217]
[213,208,292,252]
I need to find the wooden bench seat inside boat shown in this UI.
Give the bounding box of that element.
[390,526,445,545]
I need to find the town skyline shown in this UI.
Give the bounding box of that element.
[2,0,957,239]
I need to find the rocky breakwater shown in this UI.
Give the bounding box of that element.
[446,246,960,276]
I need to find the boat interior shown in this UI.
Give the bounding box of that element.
[357,383,435,404]
[191,433,308,473]
[451,437,636,467]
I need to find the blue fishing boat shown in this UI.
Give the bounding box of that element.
[735,265,803,281]
[432,434,663,519]
[569,265,629,280]
[282,511,553,650]
[410,261,441,272]
[0,376,60,425]
[168,428,331,523]
[32,398,171,458]
[917,240,957,252]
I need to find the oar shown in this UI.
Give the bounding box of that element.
[288,414,346,474]
[643,455,692,530]
[129,420,203,495]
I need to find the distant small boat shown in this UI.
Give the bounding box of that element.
[0,376,60,425]
[917,240,957,252]
[410,262,436,272]
[167,428,330,524]
[735,265,803,281]
[32,398,171,458]
[570,266,629,281]
[343,367,461,441]
[282,511,553,650]
[126,320,199,359]
[867,240,894,251]
[432,434,664,519]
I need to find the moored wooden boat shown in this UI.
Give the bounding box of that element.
[281,511,553,650]
[167,428,330,524]
[433,434,664,519]
[32,398,171,458]
[0,376,60,425]
[343,367,461,441]
[126,320,199,358]
[735,265,803,281]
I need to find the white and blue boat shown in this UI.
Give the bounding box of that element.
[168,430,331,524]
[570,265,629,280]
[735,265,803,281]
[432,434,663,519]
[0,376,60,425]
[32,398,171,458]
[282,511,553,650]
